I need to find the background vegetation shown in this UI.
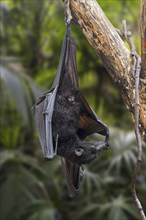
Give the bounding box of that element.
[0,1,145,220]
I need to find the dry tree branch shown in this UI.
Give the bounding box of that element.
[103,19,146,220]
[110,19,146,219]
[131,56,146,220]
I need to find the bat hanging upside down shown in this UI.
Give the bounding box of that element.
[34,25,110,197]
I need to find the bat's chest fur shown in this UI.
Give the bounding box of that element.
[52,94,81,157]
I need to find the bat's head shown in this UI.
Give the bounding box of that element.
[73,141,109,164]
[72,143,97,164]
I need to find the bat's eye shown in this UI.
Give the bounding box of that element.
[75,148,84,156]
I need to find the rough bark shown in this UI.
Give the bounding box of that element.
[140,0,146,142]
[68,0,146,143]
[141,0,146,79]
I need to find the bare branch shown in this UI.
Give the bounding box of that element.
[119,19,146,220]
[131,56,146,220]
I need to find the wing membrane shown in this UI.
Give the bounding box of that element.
[61,158,83,197]
[77,92,109,140]
[34,86,58,159]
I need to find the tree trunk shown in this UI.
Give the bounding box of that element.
[69,0,146,143]
[141,0,146,80]
[140,0,146,141]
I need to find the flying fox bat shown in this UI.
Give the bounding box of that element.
[34,25,109,197]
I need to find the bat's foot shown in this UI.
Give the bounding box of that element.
[94,141,109,151]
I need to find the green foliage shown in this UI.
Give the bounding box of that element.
[0,130,145,220]
[0,151,56,220]
[0,60,43,151]
[98,0,140,53]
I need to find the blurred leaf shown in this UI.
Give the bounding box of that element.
[27,208,55,220]
[0,61,43,124]
[108,129,137,174]
[99,196,141,220]
[0,161,51,220]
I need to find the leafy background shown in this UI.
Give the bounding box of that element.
[0,0,145,220]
